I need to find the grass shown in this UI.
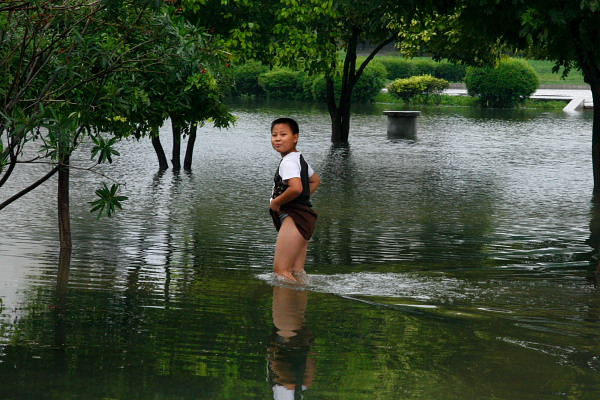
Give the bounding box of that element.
[373,55,587,86]
[375,92,568,110]
[524,59,586,86]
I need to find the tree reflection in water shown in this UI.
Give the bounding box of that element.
[268,285,316,399]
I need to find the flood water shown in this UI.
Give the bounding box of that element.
[1,100,600,399]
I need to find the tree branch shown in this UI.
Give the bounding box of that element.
[355,35,396,80]
[0,165,60,211]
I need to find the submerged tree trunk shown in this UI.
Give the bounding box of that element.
[589,79,600,198]
[327,31,396,144]
[184,122,198,171]
[57,155,71,249]
[171,118,182,171]
[328,30,359,144]
[587,71,600,274]
[579,56,600,272]
[151,127,169,170]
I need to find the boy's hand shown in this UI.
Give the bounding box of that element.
[270,198,281,213]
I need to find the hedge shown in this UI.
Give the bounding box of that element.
[377,56,466,82]
[434,62,466,82]
[231,59,387,102]
[257,68,304,99]
[231,60,268,96]
[310,59,387,103]
[378,56,416,80]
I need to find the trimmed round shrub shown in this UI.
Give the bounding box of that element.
[465,58,540,108]
[258,68,303,98]
[434,62,466,82]
[388,75,450,103]
[231,60,268,96]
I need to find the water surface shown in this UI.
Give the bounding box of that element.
[1,100,599,399]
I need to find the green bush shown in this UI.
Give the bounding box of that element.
[434,62,466,82]
[231,60,268,96]
[388,75,450,103]
[378,57,466,82]
[465,58,540,108]
[412,59,437,77]
[311,60,387,103]
[310,75,334,101]
[353,59,387,102]
[295,71,315,100]
[378,56,416,80]
[258,68,303,98]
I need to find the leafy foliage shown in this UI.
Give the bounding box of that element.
[311,60,388,103]
[258,68,304,98]
[378,57,466,82]
[231,60,269,96]
[1,0,236,228]
[388,75,450,103]
[378,57,418,80]
[91,136,120,164]
[465,58,539,108]
[184,0,449,142]
[0,1,166,211]
[434,61,467,82]
[89,183,128,219]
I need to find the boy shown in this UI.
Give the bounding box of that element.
[269,118,320,283]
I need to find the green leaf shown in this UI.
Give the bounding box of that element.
[89,183,128,219]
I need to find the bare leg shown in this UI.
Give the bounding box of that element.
[292,239,308,273]
[274,217,309,281]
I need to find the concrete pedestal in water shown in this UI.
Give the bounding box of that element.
[384,110,421,138]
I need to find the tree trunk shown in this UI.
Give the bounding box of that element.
[151,128,169,170]
[326,33,396,144]
[590,80,600,198]
[171,119,181,171]
[184,122,198,171]
[579,57,600,272]
[326,77,343,143]
[328,30,359,144]
[589,78,600,275]
[58,155,71,249]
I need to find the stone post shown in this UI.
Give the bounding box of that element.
[383,111,421,138]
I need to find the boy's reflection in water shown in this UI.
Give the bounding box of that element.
[268,285,316,400]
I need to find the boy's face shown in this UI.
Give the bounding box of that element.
[271,123,298,156]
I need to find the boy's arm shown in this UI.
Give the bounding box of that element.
[309,172,320,195]
[270,177,303,213]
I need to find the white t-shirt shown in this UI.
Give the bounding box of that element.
[278,151,314,183]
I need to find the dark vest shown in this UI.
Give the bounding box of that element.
[272,154,312,207]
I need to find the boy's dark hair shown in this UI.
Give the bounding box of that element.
[271,118,299,134]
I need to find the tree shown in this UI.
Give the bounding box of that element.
[392,0,600,194]
[185,0,447,144]
[102,11,234,171]
[0,0,160,248]
[0,1,231,248]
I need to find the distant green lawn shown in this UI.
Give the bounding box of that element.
[377,55,586,86]
[524,59,586,85]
